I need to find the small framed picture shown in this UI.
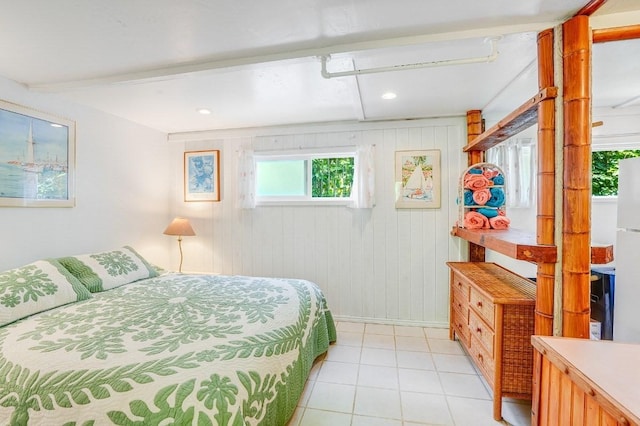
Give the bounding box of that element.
[395,149,441,209]
[184,150,220,202]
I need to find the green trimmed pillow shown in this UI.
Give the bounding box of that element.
[0,259,92,327]
[57,246,159,293]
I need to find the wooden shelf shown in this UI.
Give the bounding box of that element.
[463,87,558,152]
[452,226,557,263]
[591,243,614,264]
[452,227,614,265]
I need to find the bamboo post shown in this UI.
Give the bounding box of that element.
[466,110,485,165]
[574,0,608,17]
[562,15,591,338]
[535,28,556,337]
[593,24,640,43]
[466,110,486,262]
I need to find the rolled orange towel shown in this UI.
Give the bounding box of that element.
[489,215,511,229]
[472,188,491,205]
[464,173,491,190]
[464,211,490,229]
[483,169,499,179]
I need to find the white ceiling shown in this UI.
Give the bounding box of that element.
[0,0,638,134]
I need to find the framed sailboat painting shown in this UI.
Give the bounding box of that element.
[0,100,75,207]
[395,149,441,209]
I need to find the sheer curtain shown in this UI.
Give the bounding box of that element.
[486,138,535,208]
[349,144,376,208]
[237,149,256,209]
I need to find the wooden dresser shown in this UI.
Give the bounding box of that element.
[447,262,536,421]
[532,336,640,426]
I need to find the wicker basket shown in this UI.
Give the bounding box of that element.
[458,162,507,229]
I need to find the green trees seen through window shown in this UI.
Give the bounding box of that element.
[592,150,640,196]
[312,157,354,197]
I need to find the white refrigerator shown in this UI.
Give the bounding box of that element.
[613,156,640,343]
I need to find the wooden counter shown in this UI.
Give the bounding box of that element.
[531,336,640,425]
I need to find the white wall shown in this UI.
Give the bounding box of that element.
[0,76,172,271]
[169,118,466,326]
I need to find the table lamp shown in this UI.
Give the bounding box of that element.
[163,217,196,273]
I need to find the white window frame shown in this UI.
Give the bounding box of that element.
[254,147,356,206]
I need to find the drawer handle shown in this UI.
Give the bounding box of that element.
[457,302,462,309]
[477,353,484,362]
[476,327,482,334]
[476,301,483,308]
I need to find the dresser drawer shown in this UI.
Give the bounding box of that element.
[470,287,495,328]
[469,335,495,387]
[469,309,495,357]
[452,274,470,296]
[452,306,470,347]
[451,285,468,313]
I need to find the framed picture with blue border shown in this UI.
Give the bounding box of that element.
[184,150,220,202]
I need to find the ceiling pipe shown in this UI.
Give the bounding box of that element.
[320,37,501,79]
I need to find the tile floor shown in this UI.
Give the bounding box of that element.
[287,321,531,426]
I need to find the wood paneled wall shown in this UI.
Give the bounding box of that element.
[170,118,466,326]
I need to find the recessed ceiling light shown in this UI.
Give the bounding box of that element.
[381,92,397,100]
[197,108,212,115]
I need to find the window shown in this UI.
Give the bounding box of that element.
[592,149,640,196]
[255,150,355,204]
[486,138,535,208]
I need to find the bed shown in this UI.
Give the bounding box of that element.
[0,247,336,425]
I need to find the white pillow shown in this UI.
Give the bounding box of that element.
[57,246,158,292]
[0,259,91,327]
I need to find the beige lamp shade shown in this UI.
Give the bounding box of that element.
[163,217,196,237]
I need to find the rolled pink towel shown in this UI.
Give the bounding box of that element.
[464,173,491,190]
[489,215,511,229]
[472,188,491,205]
[464,211,490,229]
[483,169,499,179]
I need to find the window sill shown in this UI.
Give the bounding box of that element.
[256,199,352,207]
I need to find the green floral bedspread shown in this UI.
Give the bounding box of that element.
[0,274,336,425]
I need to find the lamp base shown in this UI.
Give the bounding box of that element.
[177,236,184,273]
